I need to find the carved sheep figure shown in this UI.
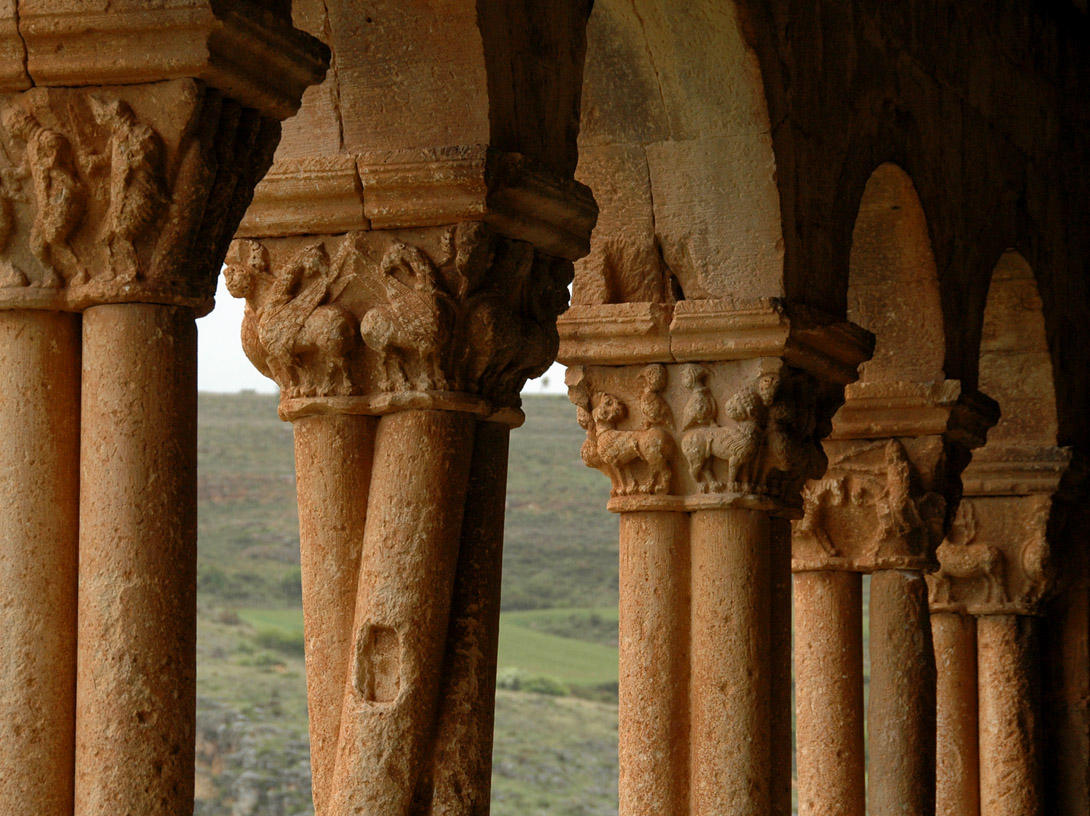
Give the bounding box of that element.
[360,241,452,392]
[592,393,673,495]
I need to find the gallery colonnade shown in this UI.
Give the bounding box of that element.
[0,2,1088,816]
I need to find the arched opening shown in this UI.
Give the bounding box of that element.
[572,0,785,304]
[847,163,946,384]
[977,250,1058,447]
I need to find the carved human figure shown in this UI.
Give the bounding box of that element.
[360,241,453,391]
[88,98,168,283]
[639,364,673,429]
[592,392,673,495]
[875,440,944,559]
[3,106,86,287]
[931,501,1007,605]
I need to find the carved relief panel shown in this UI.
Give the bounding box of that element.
[567,359,838,514]
[927,495,1056,616]
[792,436,949,572]
[0,80,277,312]
[226,223,573,420]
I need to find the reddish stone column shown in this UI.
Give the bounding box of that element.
[794,569,865,816]
[768,517,794,816]
[0,311,80,816]
[868,568,936,816]
[690,508,772,816]
[933,612,979,816]
[76,304,198,815]
[293,414,377,812]
[327,410,476,814]
[618,510,690,816]
[978,615,1042,816]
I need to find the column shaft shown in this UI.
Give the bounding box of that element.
[76,304,198,815]
[294,414,377,812]
[618,510,690,816]
[978,615,1041,816]
[934,612,979,816]
[0,311,80,815]
[328,410,476,814]
[867,569,936,816]
[690,508,771,816]
[769,518,793,816]
[795,569,865,816]
[425,422,512,813]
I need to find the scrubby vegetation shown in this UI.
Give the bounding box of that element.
[196,393,620,815]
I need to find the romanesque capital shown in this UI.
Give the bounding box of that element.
[0,81,282,314]
[0,4,327,314]
[927,444,1073,616]
[226,222,576,425]
[792,380,999,573]
[559,299,874,514]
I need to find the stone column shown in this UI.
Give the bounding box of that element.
[794,381,997,816]
[928,447,1070,816]
[0,7,326,812]
[932,612,979,816]
[560,300,874,816]
[793,569,864,816]
[229,154,597,812]
[0,311,80,816]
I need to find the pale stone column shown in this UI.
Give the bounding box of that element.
[293,413,376,812]
[230,160,596,812]
[868,568,937,816]
[933,612,979,816]
[928,449,1070,816]
[794,381,996,816]
[794,570,865,816]
[77,303,199,814]
[561,301,874,816]
[0,311,80,816]
[618,510,690,816]
[978,615,1041,816]
[0,7,325,811]
[690,508,771,816]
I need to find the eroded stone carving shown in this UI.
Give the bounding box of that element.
[0,81,283,311]
[927,495,1056,615]
[793,439,946,571]
[226,224,573,413]
[569,361,831,510]
[930,502,1007,606]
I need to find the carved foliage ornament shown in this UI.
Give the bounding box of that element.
[567,361,832,512]
[0,80,279,313]
[225,223,573,413]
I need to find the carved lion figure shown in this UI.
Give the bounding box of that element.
[592,392,673,496]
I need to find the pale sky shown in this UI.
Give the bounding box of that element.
[195,275,568,395]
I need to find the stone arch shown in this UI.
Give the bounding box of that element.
[847,162,946,383]
[277,0,592,173]
[977,250,1058,447]
[572,0,785,304]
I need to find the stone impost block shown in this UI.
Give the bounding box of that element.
[238,145,598,263]
[559,297,873,386]
[7,1,329,120]
[225,223,577,425]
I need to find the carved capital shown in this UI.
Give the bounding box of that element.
[927,496,1056,616]
[0,81,282,314]
[567,359,843,515]
[226,223,574,424]
[792,437,948,572]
